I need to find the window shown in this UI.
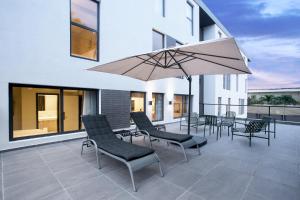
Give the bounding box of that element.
[71,0,99,60]
[152,93,164,121]
[173,95,192,118]
[186,1,194,35]
[245,78,248,92]
[218,31,222,38]
[236,75,239,92]
[155,0,165,17]
[218,97,222,116]
[223,75,231,90]
[130,92,146,112]
[226,98,231,113]
[152,30,165,51]
[9,84,98,140]
[239,99,245,115]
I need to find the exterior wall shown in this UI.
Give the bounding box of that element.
[0,0,200,150]
[202,24,248,117]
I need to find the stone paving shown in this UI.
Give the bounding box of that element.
[0,123,299,200]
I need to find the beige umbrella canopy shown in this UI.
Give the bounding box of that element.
[88,37,251,135]
[88,38,251,81]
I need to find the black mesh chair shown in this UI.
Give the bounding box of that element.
[216,111,236,140]
[231,119,269,146]
[131,112,207,161]
[81,115,164,192]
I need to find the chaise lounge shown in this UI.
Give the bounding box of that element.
[81,115,164,192]
[130,112,207,161]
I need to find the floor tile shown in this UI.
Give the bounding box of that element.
[244,176,300,200]
[67,176,123,200]
[55,162,102,188]
[4,174,62,200]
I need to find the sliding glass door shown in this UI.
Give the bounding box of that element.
[152,93,164,121]
[10,84,98,140]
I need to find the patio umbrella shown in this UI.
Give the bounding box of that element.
[88,37,251,135]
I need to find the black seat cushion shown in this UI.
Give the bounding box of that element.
[82,115,154,161]
[130,112,192,143]
[148,130,192,143]
[94,136,154,161]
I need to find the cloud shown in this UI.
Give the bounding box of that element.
[238,36,300,60]
[248,69,300,89]
[250,0,300,17]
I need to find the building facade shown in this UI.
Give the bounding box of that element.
[0,0,248,150]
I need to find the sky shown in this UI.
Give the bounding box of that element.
[202,0,300,89]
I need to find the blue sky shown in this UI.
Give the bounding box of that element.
[202,0,300,89]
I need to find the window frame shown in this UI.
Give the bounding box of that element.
[9,83,99,141]
[152,93,164,122]
[70,0,100,61]
[186,1,194,36]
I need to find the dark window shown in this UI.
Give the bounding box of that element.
[152,30,165,51]
[155,0,166,17]
[186,1,194,35]
[71,0,99,61]
[152,93,164,121]
[9,84,98,141]
[218,97,222,116]
[223,74,231,90]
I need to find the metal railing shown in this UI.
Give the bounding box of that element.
[201,103,300,124]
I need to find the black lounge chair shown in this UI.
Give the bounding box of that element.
[231,119,268,146]
[81,115,164,192]
[130,112,206,161]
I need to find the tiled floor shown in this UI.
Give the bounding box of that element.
[1,123,300,200]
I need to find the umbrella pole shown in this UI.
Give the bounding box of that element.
[187,76,192,135]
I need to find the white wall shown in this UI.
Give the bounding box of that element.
[0,0,201,150]
[203,24,248,117]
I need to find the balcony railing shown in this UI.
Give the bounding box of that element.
[201,103,300,124]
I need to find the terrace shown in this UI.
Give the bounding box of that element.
[0,122,299,200]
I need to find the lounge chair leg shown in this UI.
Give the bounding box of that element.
[155,154,164,177]
[128,166,137,192]
[81,141,85,155]
[149,136,153,148]
[180,144,188,162]
[96,149,101,169]
[197,144,200,155]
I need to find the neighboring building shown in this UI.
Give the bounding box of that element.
[0,0,248,150]
[249,88,300,103]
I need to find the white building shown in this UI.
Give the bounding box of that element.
[0,0,248,150]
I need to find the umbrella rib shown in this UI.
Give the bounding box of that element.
[136,56,161,67]
[166,49,178,68]
[167,55,196,68]
[175,49,241,60]
[146,52,165,81]
[121,52,162,75]
[167,51,189,78]
[175,51,249,74]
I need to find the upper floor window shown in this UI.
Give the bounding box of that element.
[152,30,165,51]
[239,99,245,115]
[71,0,99,61]
[186,1,194,36]
[223,74,231,90]
[155,0,166,17]
[218,31,222,38]
[236,74,239,92]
